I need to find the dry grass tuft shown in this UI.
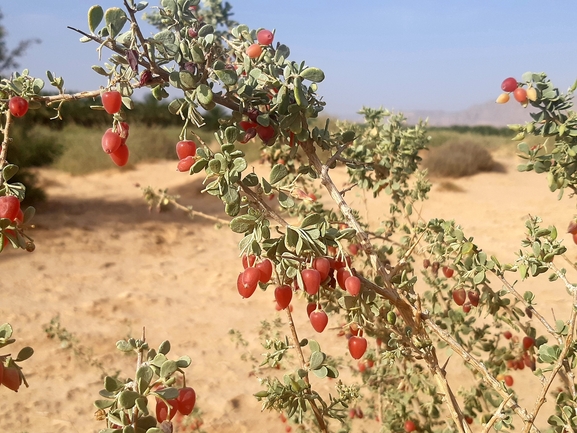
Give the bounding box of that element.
[422,140,505,178]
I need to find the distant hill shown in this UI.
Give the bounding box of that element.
[404,99,530,127]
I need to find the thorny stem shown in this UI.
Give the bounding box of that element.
[152,189,230,225]
[482,394,513,433]
[285,307,328,433]
[123,0,157,74]
[0,111,13,189]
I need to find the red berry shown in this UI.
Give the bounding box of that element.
[301,269,321,295]
[9,96,28,117]
[239,120,258,131]
[274,285,292,310]
[404,420,416,433]
[246,44,262,59]
[467,290,480,307]
[465,416,473,425]
[102,128,123,154]
[503,331,513,340]
[238,267,261,298]
[156,396,179,422]
[348,244,360,255]
[573,232,577,245]
[513,87,528,103]
[357,360,366,373]
[345,276,361,296]
[188,28,198,38]
[1,366,21,392]
[452,288,466,306]
[313,257,331,281]
[504,375,514,387]
[176,387,196,416]
[242,254,256,269]
[442,266,454,278]
[256,259,273,283]
[567,220,577,235]
[522,336,534,350]
[348,336,367,359]
[310,310,328,333]
[176,140,197,159]
[501,77,518,93]
[462,302,472,313]
[177,156,195,172]
[110,143,129,167]
[257,29,274,45]
[336,267,351,290]
[101,90,122,114]
[0,196,20,221]
[257,124,275,145]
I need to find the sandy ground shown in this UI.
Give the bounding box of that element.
[0,154,575,432]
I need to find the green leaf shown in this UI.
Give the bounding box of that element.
[91,65,110,76]
[104,375,123,392]
[94,399,115,409]
[242,173,259,187]
[104,7,127,39]
[116,340,133,352]
[278,191,294,209]
[269,164,288,185]
[214,69,238,86]
[155,387,178,400]
[2,164,18,182]
[301,214,322,228]
[161,0,177,15]
[158,340,171,355]
[300,67,325,83]
[0,323,13,339]
[473,270,485,285]
[197,83,213,105]
[135,397,149,416]
[88,5,104,33]
[309,351,325,370]
[118,390,141,409]
[176,355,191,368]
[160,360,178,378]
[312,366,328,378]
[15,346,33,362]
[230,215,258,233]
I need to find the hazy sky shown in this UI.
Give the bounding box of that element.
[3,1,577,119]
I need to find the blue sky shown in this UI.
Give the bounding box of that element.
[2,1,577,120]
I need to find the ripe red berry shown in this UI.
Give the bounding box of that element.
[238,267,261,298]
[0,196,21,221]
[257,124,275,145]
[504,375,514,387]
[313,257,331,281]
[566,220,576,234]
[345,276,361,296]
[1,366,22,392]
[101,90,122,114]
[467,290,480,307]
[101,128,122,154]
[452,288,466,306]
[522,336,535,350]
[176,387,196,416]
[176,140,197,159]
[246,44,262,59]
[256,259,273,283]
[336,267,351,290]
[503,331,513,340]
[274,285,292,310]
[513,87,528,103]
[310,310,328,333]
[156,396,179,422]
[301,268,321,295]
[177,156,195,172]
[465,416,473,425]
[573,232,577,245]
[404,420,416,432]
[462,302,472,313]
[348,336,368,359]
[110,143,129,167]
[9,96,28,117]
[501,77,518,93]
[257,29,274,45]
[442,266,454,278]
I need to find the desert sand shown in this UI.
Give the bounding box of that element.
[0,153,575,432]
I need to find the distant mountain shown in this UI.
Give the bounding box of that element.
[404,100,530,127]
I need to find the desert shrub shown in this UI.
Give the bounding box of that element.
[422,139,504,177]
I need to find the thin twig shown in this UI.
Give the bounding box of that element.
[482,394,513,433]
[0,110,13,189]
[285,308,328,433]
